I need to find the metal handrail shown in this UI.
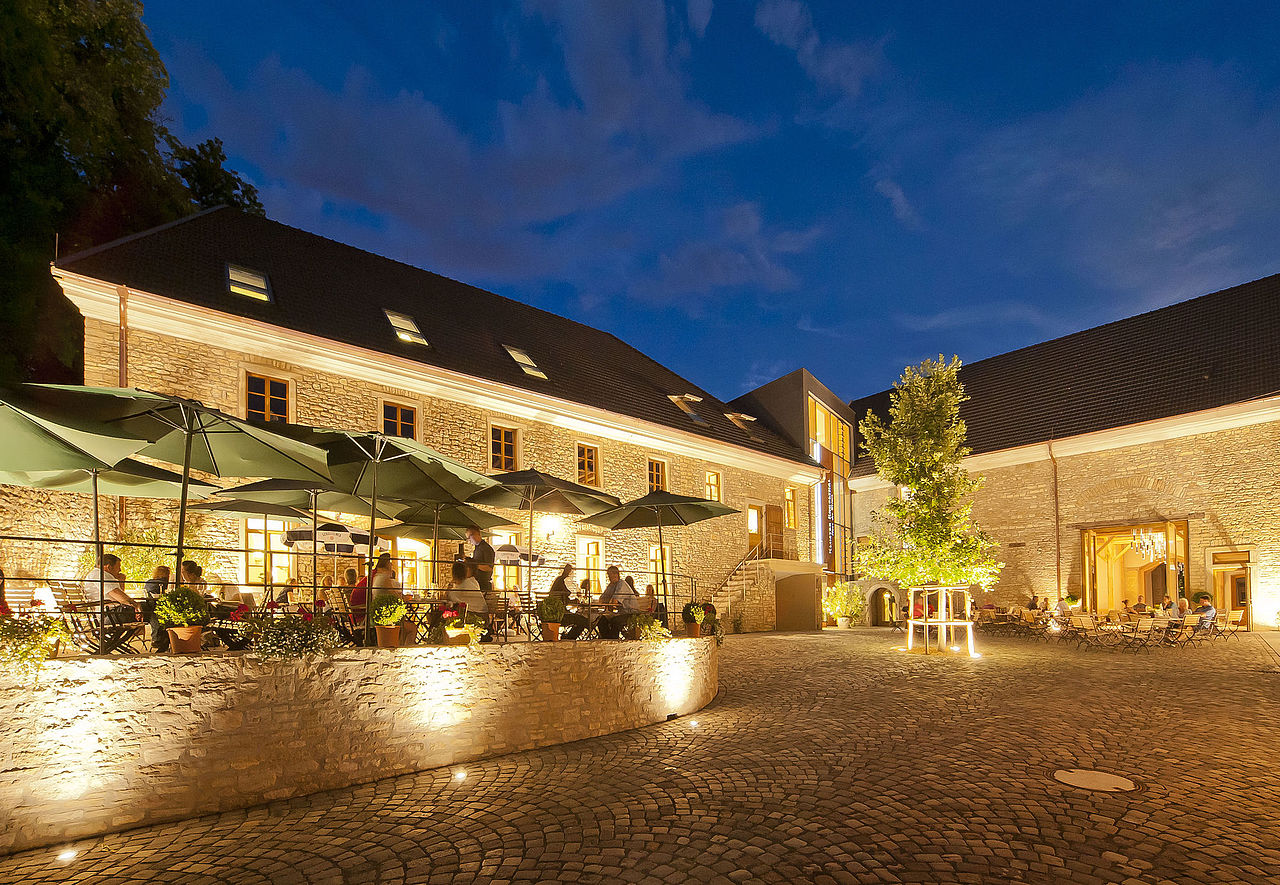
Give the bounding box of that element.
[710,543,763,602]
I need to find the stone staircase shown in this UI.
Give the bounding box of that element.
[711,559,772,632]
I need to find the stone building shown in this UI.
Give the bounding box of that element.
[846,273,1280,630]
[1,207,826,630]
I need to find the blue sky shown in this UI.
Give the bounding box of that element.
[144,1,1280,400]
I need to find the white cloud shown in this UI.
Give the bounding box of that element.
[754,0,881,100]
[687,0,714,38]
[873,178,922,229]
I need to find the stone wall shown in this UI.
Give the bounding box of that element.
[0,313,817,629]
[852,420,1280,625]
[0,639,718,854]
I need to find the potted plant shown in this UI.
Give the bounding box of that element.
[251,608,342,658]
[371,596,408,648]
[155,587,210,653]
[681,601,705,637]
[537,595,566,642]
[823,585,854,628]
[0,613,69,676]
[624,613,670,641]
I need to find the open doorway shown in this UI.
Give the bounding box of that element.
[1082,521,1188,616]
[1209,549,1252,630]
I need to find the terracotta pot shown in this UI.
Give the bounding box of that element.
[447,632,471,646]
[375,625,401,648]
[167,625,203,654]
[541,622,561,642]
[687,622,701,638]
[837,617,852,629]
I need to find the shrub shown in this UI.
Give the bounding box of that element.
[77,521,216,589]
[154,588,209,628]
[371,596,407,627]
[537,595,567,624]
[822,586,853,620]
[0,615,70,677]
[681,601,705,624]
[252,612,341,658]
[626,613,670,641]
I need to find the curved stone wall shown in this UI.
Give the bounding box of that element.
[0,638,718,854]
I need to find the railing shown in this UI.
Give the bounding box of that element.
[709,543,764,617]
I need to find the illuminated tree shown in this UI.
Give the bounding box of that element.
[855,355,1003,588]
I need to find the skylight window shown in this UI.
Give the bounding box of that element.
[725,412,761,438]
[227,264,271,302]
[384,310,428,346]
[669,394,708,425]
[503,345,547,379]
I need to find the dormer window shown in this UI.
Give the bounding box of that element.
[227,264,271,302]
[503,345,547,379]
[669,393,708,425]
[384,310,428,346]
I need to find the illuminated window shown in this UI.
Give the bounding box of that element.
[227,264,271,301]
[382,402,415,439]
[490,530,520,592]
[669,394,708,425]
[491,425,518,471]
[704,471,721,502]
[384,309,428,346]
[784,487,797,529]
[725,411,759,438]
[504,345,547,379]
[647,458,667,492]
[577,443,599,486]
[246,373,287,422]
[246,518,290,588]
[649,544,672,591]
[577,537,604,596]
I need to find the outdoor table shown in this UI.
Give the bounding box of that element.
[402,599,457,644]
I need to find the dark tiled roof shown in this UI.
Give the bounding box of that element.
[58,208,807,464]
[849,273,1280,474]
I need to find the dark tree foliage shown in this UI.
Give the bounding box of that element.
[0,0,260,384]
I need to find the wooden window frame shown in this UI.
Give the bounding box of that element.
[647,457,668,493]
[490,423,520,472]
[577,442,600,488]
[245,371,289,423]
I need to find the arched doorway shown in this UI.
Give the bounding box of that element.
[870,586,896,626]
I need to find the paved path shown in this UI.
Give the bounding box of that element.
[5,630,1280,885]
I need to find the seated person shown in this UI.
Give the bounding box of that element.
[1160,594,1175,613]
[370,553,402,600]
[1174,597,1190,621]
[1191,593,1217,630]
[1133,595,1148,613]
[143,565,170,597]
[1055,596,1071,616]
[82,553,141,615]
[181,560,208,594]
[446,562,493,641]
[597,566,642,639]
[547,564,589,640]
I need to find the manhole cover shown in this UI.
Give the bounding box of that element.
[1053,769,1137,792]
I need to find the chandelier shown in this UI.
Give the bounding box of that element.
[1131,528,1167,561]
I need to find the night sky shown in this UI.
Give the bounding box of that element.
[144,1,1280,401]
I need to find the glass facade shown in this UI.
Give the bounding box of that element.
[808,396,854,577]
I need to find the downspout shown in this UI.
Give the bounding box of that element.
[117,287,129,533]
[1048,439,1062,600]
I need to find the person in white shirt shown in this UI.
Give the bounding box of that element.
[597,566,641,638]
[1055,597,1071,617]
[370,553,403,601]
[445,562,487,615]
[82,554,140,612]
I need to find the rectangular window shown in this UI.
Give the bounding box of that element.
[491,425,518,471]
[577,537,604,596]
[382,402,415,439]
[490,530,520,593]
[785,487,797,529]
[704,470,721,502]
[649,544,672,592]
[647,458,667,492]
[246,372,288,422]
[503,345,548,379]
[246,518,290,589]
[384,309,428,346]
[227,264,271,301]
[577,443,599,486]
[669,394,708,425]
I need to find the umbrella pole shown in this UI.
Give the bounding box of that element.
[657,513,668,612]
[364,442,381,646]
[263,514,271,606]
[93,469,105,652]
[174,411,195,591]
[311,492,319,606]
[431,504,441,589]
[526,501,535,615]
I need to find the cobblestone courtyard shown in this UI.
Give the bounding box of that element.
[4,630,1279,885]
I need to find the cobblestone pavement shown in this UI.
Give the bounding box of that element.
[5,630,1280,885]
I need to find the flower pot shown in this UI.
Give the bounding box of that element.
[541,623,561,642]
[447,632,471,646]
[837,617,852,629]
[375,625,401,648]
[687,622,701,638]
[167,625,203,654]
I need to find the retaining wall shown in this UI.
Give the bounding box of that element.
[0,639,718,854]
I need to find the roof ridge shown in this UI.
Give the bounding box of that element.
[56,205,230,267]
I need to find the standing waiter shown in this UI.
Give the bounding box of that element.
[464,525,495,594]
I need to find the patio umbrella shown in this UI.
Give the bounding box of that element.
[495,543,546,567]
[578,490,738,601]
[190,499,311,602]
[284,521,373,553]
[262,427,498,642]
[468,470,620,606]
[26,385,331,589]
[0,387,153,473]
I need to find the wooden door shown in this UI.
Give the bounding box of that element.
[764,504,784,557]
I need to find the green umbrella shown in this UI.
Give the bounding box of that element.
[189,498,312,603]
[468,470,620,609]
[27,385,331,589]
[578,490,739,602]
[371,502,516,586]
[0,387,152,472]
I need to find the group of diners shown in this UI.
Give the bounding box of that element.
[1024,591,1218,628]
